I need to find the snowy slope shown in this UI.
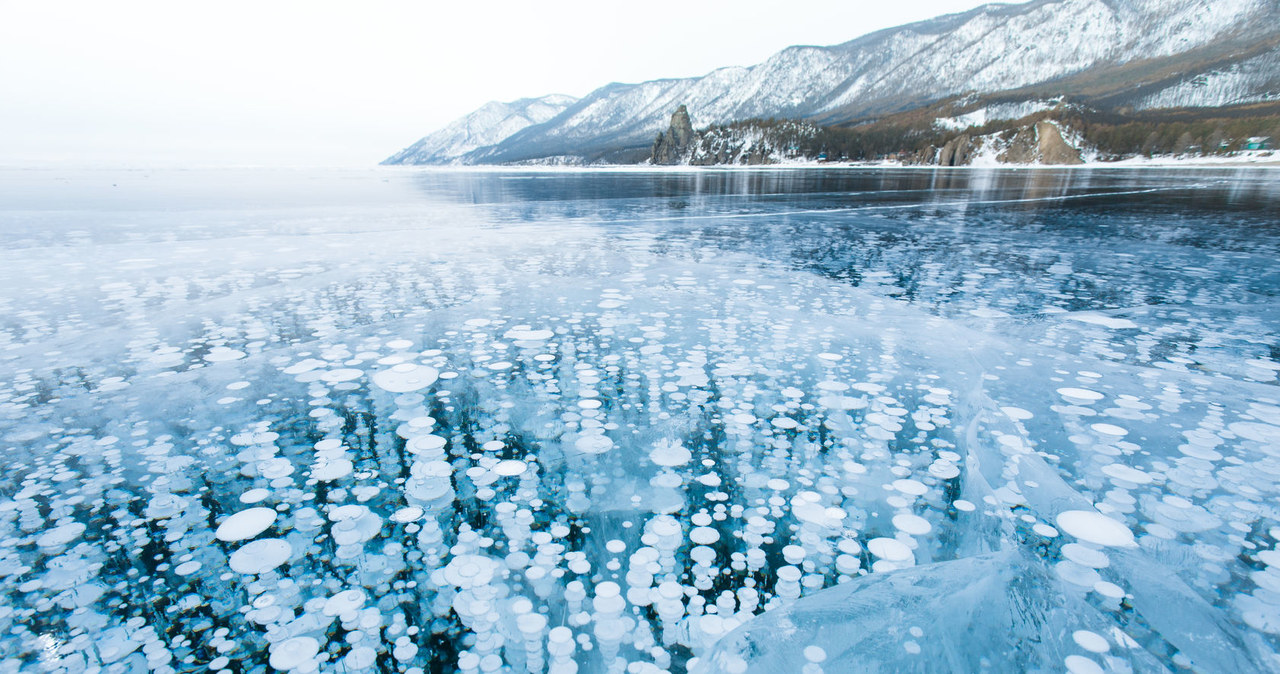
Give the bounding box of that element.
[934,100,1062,131]
[387,0,1279,164]
[814,0,1276,116]
[1135,45,1280,109]
[383,94,578,165]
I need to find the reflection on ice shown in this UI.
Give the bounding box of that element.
[0,167,1278,673]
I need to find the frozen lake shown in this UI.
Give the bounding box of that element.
[1,167,1279,673]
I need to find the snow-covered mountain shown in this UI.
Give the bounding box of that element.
[383,94,577,165]
[386,0,1280,165]
[1135,45,1280,110]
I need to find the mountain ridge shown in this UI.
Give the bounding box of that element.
[383,94,578,165]
[385,0,1280,165]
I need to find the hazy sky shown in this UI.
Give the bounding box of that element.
[0,1,1008,167]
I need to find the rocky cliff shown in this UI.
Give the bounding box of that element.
[651,106,697,165]
[649,113,823,166]
[924,120,1083,166]
[937,135,976,167]
[1002,122,1084,165]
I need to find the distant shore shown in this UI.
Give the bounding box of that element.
[387,156,1280,171]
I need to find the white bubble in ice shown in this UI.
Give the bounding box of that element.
[493,460,528,477]
[311,458,354,481]
[892,514,932,536]
[1241,607,1280,634]
[1002,406,1034,421]
[690,527,720,545]
[259,458,295,479]
[648,516,681,538]
[323,589,367,616]
[344,647,378,669]
[1061,543,1110,569]
[1093,581,1125,599]
[574,433,614,455]
[1230,422,1280,443]
[649,439,692,467]
[323,368,363,383]
[1057,388,1104,404]
[1090,423,1127,437]
[867,537,913,562]
[928,461,961,479]
[408,434,447,454]
[782,545,806,564]
[36,522,86,548]
[442,554,498,589]
[205,347,246,362]
[239,488,271,504]
[215,507,277,542]
[891,479,928,496]
[372,363,439,393]
[1055,511,1136,548]
[504,328,554,342]
[1064,655,1105,674]
[390,506,424,523]
[517,612,549,634]
[1072,630,1110,653]
[229,538,293,575]
[549,626,573,644]
[1100,463,1151,485]
[268,636,320,671]
[1033,523,1059,538]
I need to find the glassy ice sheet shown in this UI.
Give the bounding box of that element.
[1,167,1279,674]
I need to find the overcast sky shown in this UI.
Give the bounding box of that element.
[0,1,1008,167]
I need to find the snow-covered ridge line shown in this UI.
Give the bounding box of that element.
[383,94,578,165]
[385,0,1279,165]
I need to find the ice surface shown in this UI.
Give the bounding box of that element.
[0,167,1278,673]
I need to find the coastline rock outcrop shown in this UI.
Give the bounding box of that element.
[937,134,976,166]
[932,121,1083,166]
[998,121,1083,164]
[651,105,697,165]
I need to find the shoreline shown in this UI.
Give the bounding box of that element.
[4,158,1277,173]
[381,159,1280,172]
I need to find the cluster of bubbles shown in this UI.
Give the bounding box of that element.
[0,169,1278,673]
